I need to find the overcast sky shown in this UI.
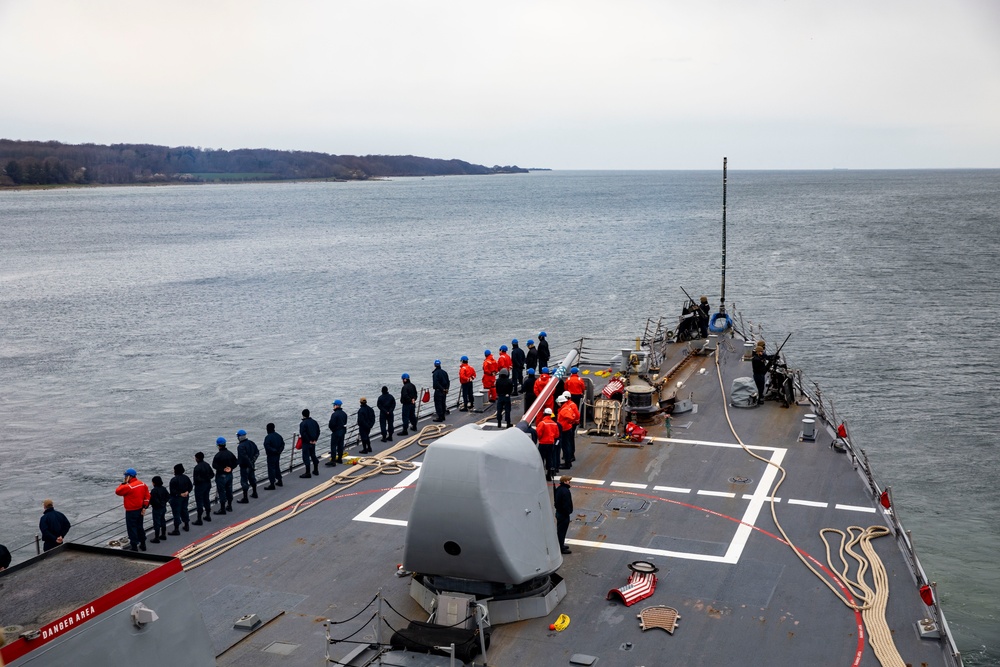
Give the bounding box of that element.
[1,0,997,169]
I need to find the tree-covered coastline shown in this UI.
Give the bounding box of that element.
[0,139,528,187]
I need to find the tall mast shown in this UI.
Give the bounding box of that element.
[720,157,727,314]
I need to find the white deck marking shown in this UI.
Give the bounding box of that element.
[352,466,422,526]
[788,499,828,508]
[647,435,780,453]
[611,481,648,489]
[742,494,781,502]
[723,447,786,563]
[697,490,736,498]
[835,503,876,513]
[572,477,606,485]
[564,538,728,563]
[653,485,691,494]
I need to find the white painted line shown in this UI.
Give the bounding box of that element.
[653,486,691,494]
[835,503,876,513]
[788,499,828,508]
[572,477,606,486]
[697,490,736,498]
[647,436,780,453]
[723,447,786,564]
[353,467,421,526]
[610,482,648,490]
[742,494,781,502]
[565,538,730,563]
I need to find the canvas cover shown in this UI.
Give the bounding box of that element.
[730,376,757,408]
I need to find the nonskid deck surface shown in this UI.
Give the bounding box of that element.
[142,337,953,666]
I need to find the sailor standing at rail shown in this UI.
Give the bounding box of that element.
[522,367,537,412]
[536,332,551,370]
[191,452,214,525]
[299,409,321,477]
[431,360,450,422]
[482,349,498,402]
[399,373,418,435]
[377,386,396,442]
[751,341,770,404]
[698,296,711,338]
[235,429,259,503]
[115,468,150,551]
[509,339,525,395]
[39,499,71,551]
[495,367,514,428]
[212,439,238,515]
[328,400,348,465]
[356,397,376,454]
[525,339,538,372]
[168,463,192,533]
[565,367,586,408]
[458,356,476,411]
[262,423,285,489]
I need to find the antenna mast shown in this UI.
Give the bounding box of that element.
[720,157,728,314]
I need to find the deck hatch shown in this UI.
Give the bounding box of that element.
[729,476,753,484]
[605,497,650,513]
[262,641,299,655]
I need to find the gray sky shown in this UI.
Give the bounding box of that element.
[2,0,998,169]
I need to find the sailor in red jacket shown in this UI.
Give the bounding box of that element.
[533,367,555,414]
[497,345,513,378]
[557,393,581,468]
[564,367,586,408]
[116,468,151,552]
[458,356,477,411]
[536,408,561,480]
[482,350,499,401]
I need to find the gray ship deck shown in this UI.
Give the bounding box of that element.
[131,333,957,666]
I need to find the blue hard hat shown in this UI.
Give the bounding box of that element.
[333,399,342,406]
[216,437,226,446]
[500,345,508,352]
[541,367,550,374]
[125,468,137,477]
[461,355,468,362]
[434,359,441,366]
[484,349,491,356]
[236,429,247,437]
[527,339,535,345]
[527,368,535,375]
[539,331,547,337]
[571,367,579,374]
[511,339,518,344]
[402,372,410,379]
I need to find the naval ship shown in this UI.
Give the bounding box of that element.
[0,162,963,667]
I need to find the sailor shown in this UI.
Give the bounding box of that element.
[495,367,514,428]
[399,373,418,435]
[522,367,537,412]
[377,386,396,442]
[356,397,376,454]
[751,343,770,403]
[497,344,513,379]
[554,475,574,554]
[235,429,259,503]
[482,349,498,402]
[534,367,555,416]
[431,360,450,422]
[537,332,551,370]
[115,468,150,551]
[168,463,192,533]
[509,339,525,395]
[262,423,285,489]
[38,499,71,551]
[536,408,561,480]
[565,367,586,408]
[191,452,214,525]
[148,476,169,543]
[299,409,321,477]
[525,339,538,372]
[328,400,349,465]
[458,356,477,411]
[211,439,238,514]
[557,392,580,468]
[698,296,711,338]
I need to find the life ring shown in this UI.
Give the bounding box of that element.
[708,312,732,333]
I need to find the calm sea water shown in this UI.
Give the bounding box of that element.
[1,170,997,663]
